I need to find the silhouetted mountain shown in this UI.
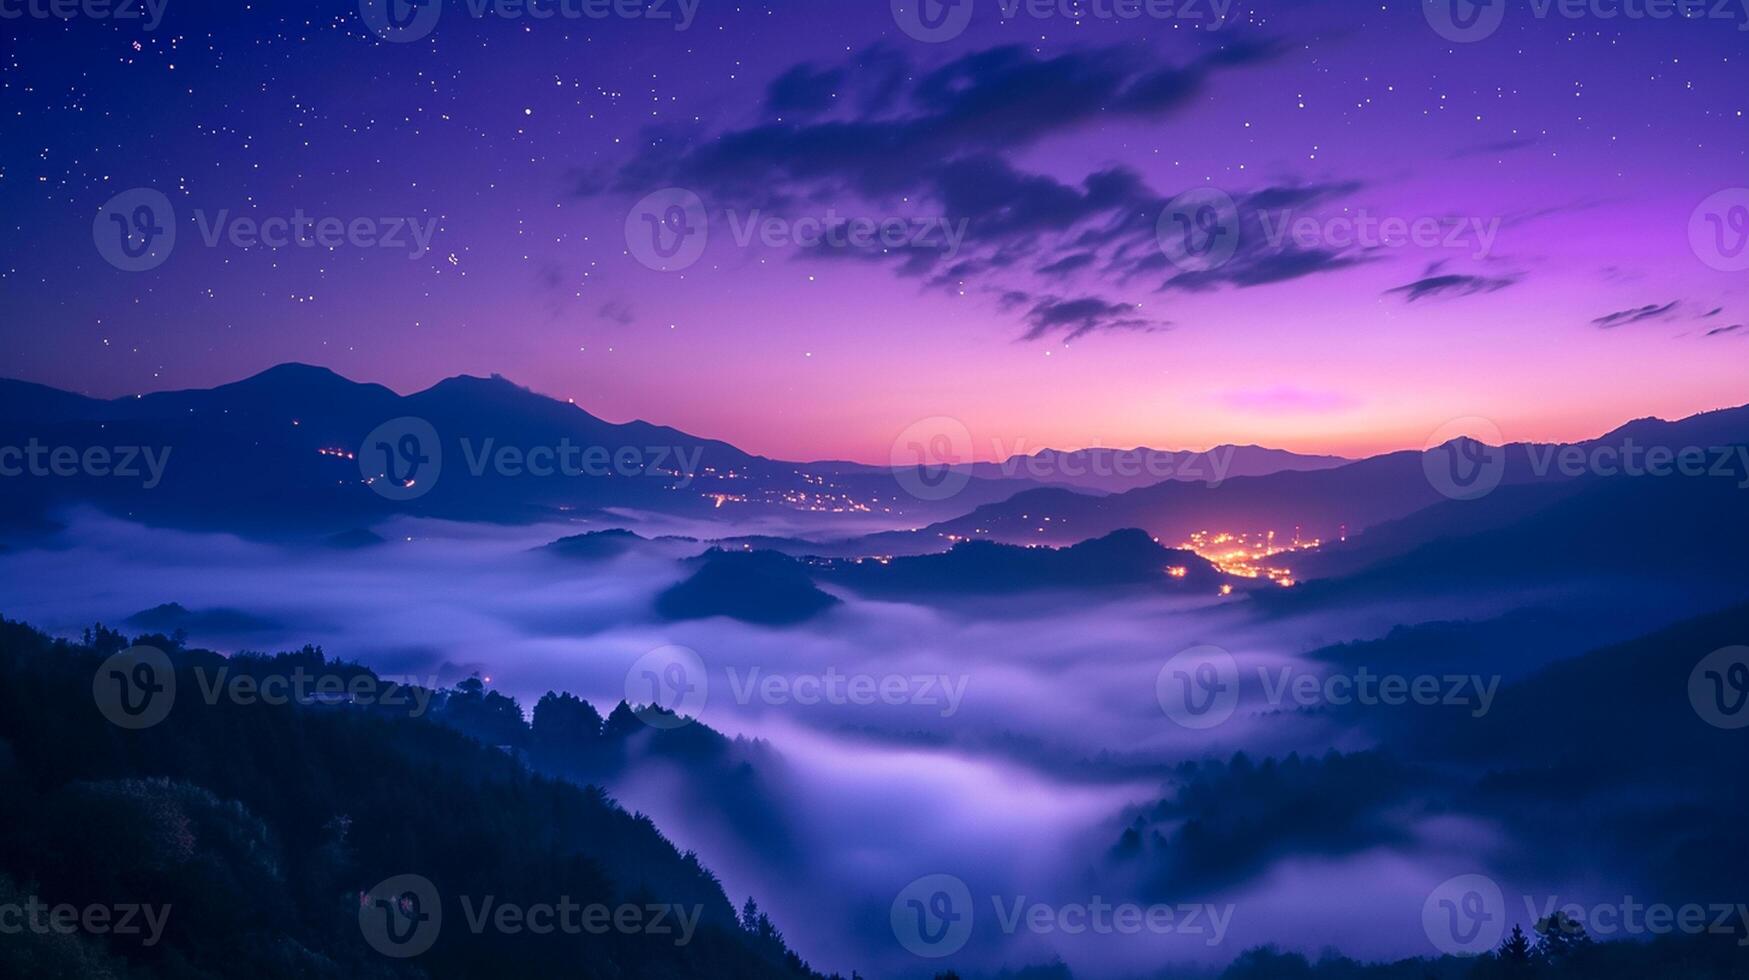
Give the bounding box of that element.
[1277,468,1749,615]
[856,403,1749,555]
[322,527,388,549]
[122,602,282,637]
[1408,599,1749,903]
[656,550,840,625]
[0,616,833,979]
[541,528,649,560]
[819,528,1226,597]
[0,364,1041,538]
[967,444,1349,493]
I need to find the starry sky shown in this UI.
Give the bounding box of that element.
[2,0,1746,462]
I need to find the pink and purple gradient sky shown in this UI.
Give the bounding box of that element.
[2,0,1745,462]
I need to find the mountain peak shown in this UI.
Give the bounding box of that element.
[233,363,355,388]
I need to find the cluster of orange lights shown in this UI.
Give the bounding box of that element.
[1182,529,1322,588]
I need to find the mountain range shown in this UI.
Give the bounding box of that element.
[0,364,1357,538]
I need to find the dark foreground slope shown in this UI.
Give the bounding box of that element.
[0,618,830,980]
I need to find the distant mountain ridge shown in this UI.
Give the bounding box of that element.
[4,365,1745,557]
[0,364,1041,536]
[854,404,1749,557]
[964,444,1349,494]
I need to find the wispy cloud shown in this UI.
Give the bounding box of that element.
[1384,273,1519,303]
[1592,301,1679,328]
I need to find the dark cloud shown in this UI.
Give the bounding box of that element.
[1020,296,1164,342]
[598,300,636,325]
[765,63,846,115]
[602,40,1387,339]
[1592,302,1679,328]
[1036,252,1097,277]
[1706,324,1744,337]
[1384,273,1519,303]
[1163,245,1368,293]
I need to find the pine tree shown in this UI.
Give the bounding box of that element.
[1533,909,1592,963]
[1499,923,1533,965]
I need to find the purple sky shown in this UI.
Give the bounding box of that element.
[3,0,1746,461]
